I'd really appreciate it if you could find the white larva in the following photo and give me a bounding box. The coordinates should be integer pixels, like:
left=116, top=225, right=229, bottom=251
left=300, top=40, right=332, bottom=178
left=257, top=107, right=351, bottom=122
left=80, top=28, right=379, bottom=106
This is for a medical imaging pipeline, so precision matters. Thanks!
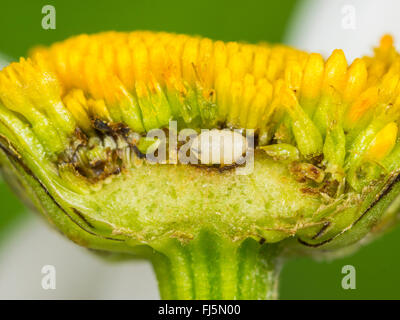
left=190, top=129, right=248, bottom=165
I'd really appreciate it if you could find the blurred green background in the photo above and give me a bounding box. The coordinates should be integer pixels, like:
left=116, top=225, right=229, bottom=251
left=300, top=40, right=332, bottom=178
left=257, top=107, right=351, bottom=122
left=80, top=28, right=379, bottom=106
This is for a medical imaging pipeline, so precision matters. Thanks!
left=0, top=0, right=399, bottom=299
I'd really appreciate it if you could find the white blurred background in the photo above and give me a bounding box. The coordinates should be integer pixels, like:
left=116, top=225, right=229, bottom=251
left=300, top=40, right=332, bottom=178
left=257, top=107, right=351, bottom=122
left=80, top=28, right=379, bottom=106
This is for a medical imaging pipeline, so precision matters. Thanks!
left=287, top=0, right=400, bottom=61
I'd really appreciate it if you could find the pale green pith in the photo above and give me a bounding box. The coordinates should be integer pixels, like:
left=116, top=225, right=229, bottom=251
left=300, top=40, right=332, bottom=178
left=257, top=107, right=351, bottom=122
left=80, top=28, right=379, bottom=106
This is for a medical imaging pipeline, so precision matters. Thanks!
left=78, top=153, right=321, bottom=241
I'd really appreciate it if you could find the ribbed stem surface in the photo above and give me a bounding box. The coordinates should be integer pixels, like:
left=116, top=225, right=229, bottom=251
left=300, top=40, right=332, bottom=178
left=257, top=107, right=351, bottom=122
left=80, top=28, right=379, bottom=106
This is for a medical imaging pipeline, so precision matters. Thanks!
left=150, top=231, right=281, bottom=300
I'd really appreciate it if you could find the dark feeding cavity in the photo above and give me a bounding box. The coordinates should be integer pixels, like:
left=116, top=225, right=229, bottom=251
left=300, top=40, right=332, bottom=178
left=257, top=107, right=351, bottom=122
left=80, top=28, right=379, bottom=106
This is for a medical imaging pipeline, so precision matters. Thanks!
left=58, top=119, right=145, bottom=181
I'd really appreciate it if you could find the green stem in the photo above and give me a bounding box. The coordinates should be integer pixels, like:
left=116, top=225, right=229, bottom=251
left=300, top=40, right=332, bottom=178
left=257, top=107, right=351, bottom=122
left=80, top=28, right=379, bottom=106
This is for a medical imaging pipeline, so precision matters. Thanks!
left=150, top=230, right=281, bottom=300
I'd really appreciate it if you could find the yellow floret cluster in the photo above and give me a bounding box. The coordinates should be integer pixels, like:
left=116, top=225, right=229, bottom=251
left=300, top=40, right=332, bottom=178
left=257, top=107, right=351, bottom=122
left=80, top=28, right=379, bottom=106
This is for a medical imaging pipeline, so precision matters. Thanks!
left=0, top=31, right=398, bottom=191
